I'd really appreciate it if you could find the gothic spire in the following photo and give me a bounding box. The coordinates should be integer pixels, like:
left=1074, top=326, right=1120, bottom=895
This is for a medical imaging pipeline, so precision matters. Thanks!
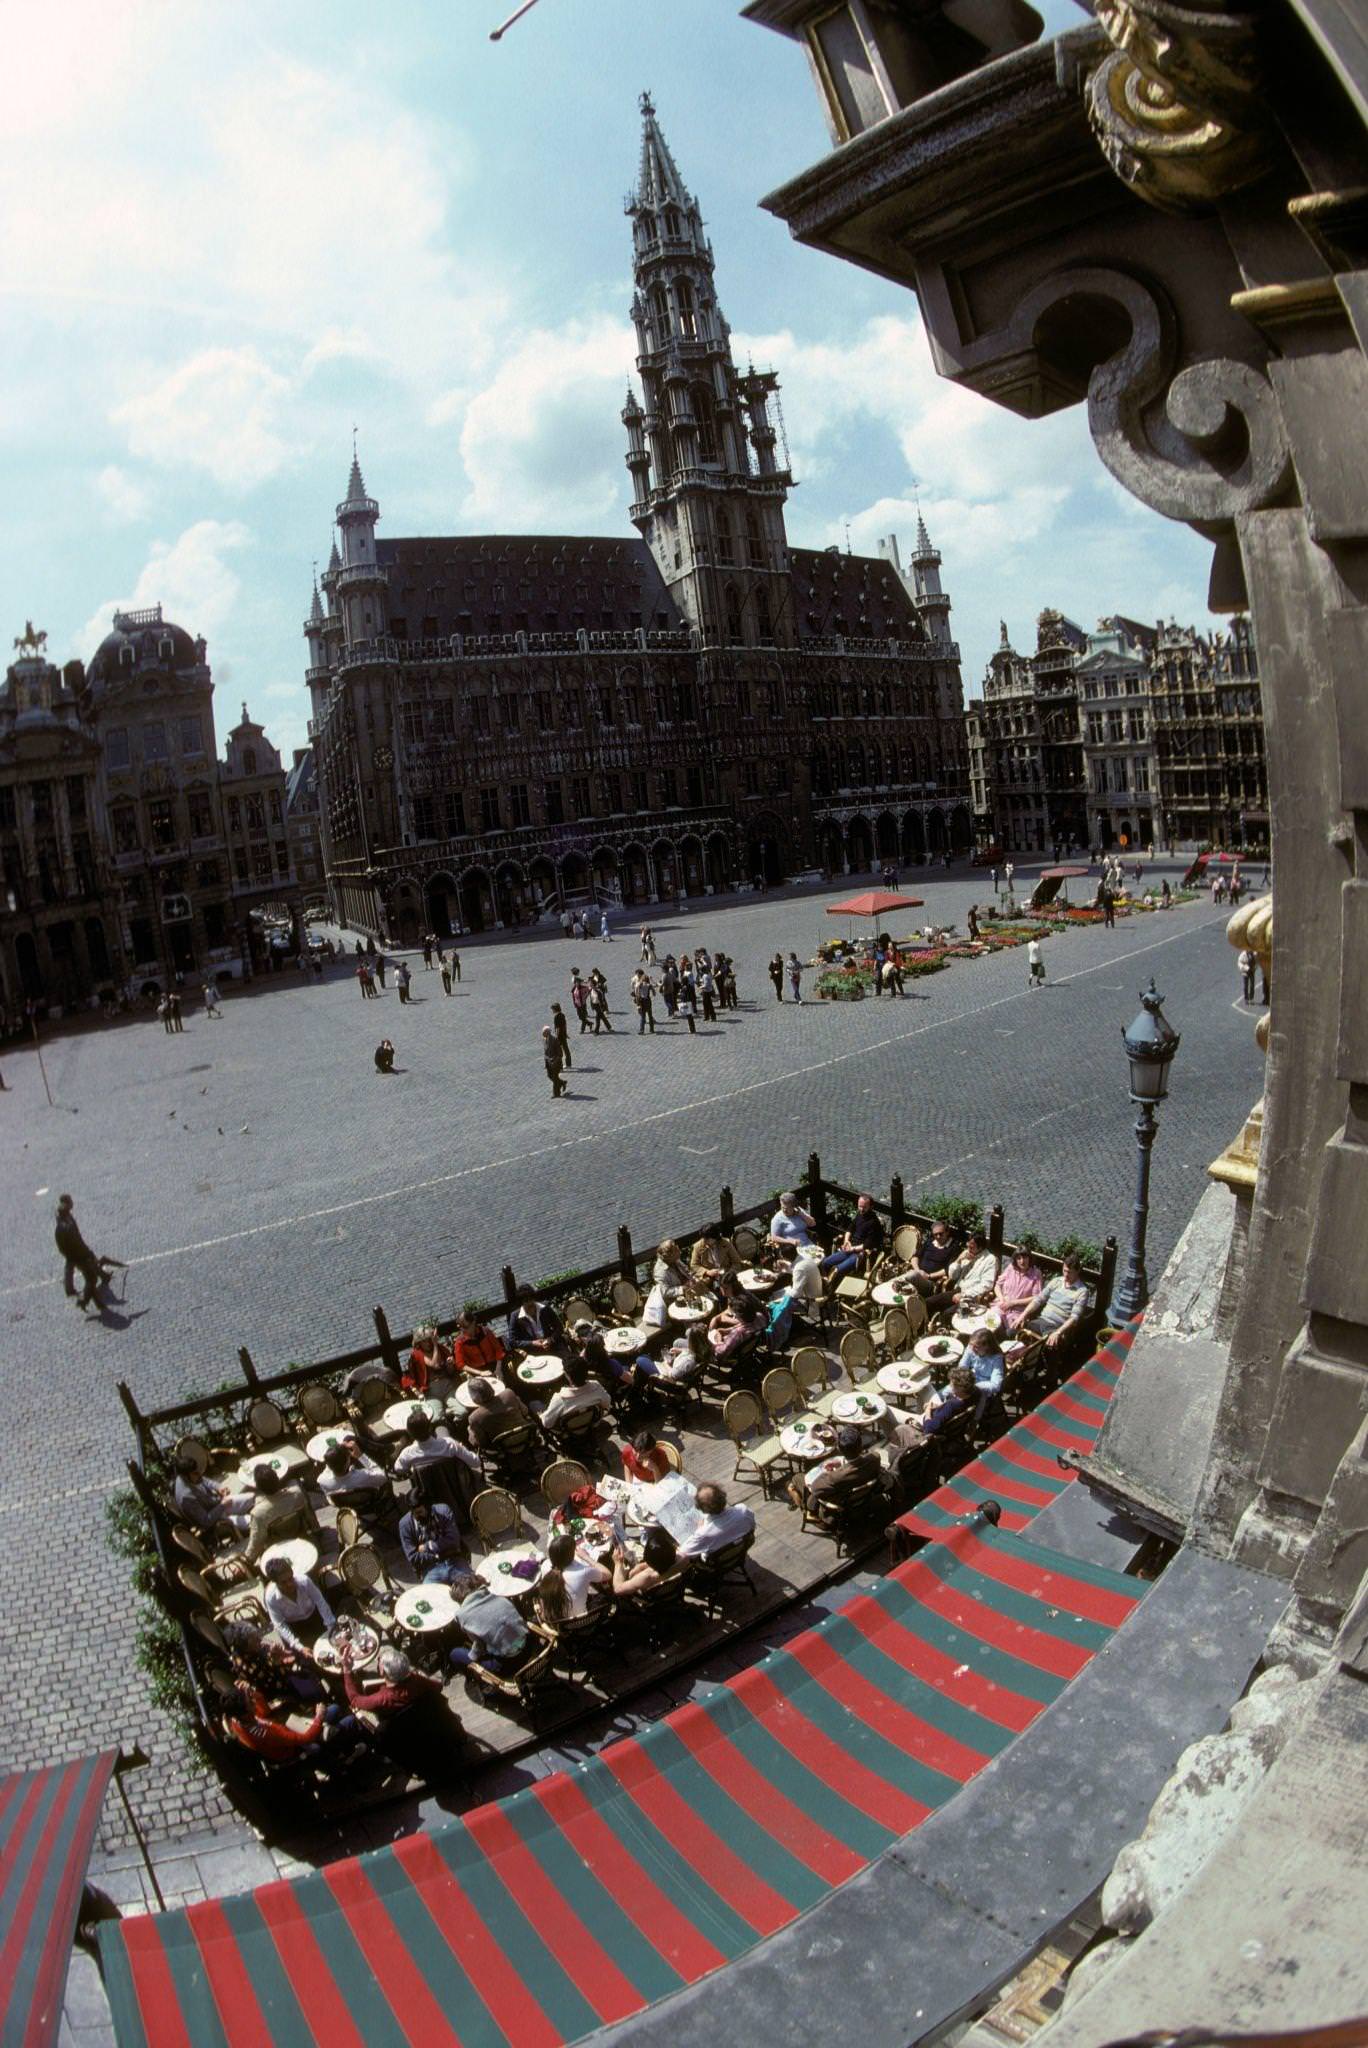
left=344, top=449, right=369, bottom=507
left=634, top=90, right=689, bottom=211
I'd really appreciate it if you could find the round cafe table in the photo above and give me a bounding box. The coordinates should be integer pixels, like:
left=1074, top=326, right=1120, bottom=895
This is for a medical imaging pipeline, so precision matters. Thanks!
left=668, top=1298, right=713, bottom=1324
left=830, top=1389, right=887, bottom=1427
left=473, top=1544, right=547, bottom=1596
left=313, top=1621, right=380, bottom=1674
left=914, top=1334, right=963, bottom=1370
left=602, top=1324, right=648, bottom=1357
left=449, top=1381, right=479, bottom=1414
left=876, top=1361, right=931, bottom=1400
left=260, top=1537, right=318, bottom=1578
left=394, top=1583, right=464, bottom=1634
left=736, top=1267, right=780, bottom=1295
left=305, top=1426, right=355, bottom=1465
left=872, top=1278, right=915, bottom=1308
left=952, top=1308, right=1002, bottom=1338
left=780, top=1416, right=835, bottom=1463
left=382, top=1396, right=446, bottom=1436
left=516, top=1355, right=565, bottom=1388
left=236, top=1447, right=308, bottom=1487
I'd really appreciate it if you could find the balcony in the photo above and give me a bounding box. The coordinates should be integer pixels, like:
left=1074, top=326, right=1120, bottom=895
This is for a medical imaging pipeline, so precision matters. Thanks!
left=190, top=834, right=223, bottom=854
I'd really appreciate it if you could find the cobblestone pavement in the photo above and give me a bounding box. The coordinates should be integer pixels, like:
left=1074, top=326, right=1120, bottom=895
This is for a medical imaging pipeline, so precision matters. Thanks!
left=1, top=858, right=1263, bottom=1846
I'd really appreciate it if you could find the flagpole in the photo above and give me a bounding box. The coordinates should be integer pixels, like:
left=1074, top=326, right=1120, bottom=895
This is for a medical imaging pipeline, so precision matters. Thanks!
left=490, top=0, right=543, bottom=39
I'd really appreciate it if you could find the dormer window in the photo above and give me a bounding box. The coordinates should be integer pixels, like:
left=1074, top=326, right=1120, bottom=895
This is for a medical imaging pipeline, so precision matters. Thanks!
left=159, top=636, right=174, bottom=661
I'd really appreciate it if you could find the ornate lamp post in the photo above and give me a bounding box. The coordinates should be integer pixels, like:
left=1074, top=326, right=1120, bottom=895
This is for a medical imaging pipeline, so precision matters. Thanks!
left=1108, top=979, right=1181, bottom=1325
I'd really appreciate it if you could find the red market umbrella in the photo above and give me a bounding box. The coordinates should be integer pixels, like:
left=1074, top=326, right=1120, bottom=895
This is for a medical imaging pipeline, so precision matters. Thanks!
left=1040, top=866, right=1089, bottom=880
left=826, top=892, right=924, bottom=918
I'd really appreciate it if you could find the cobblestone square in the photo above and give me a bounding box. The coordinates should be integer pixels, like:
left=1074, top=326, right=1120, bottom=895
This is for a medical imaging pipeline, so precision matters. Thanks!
left=1, top=862, right=1262, bottom=1844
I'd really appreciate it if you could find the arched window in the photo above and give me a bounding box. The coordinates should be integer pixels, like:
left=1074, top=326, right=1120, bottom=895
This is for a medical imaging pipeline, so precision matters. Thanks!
left=674, top=277, right=697, bottom=340
left=243, top=747, right=257, bottom=775
left=692, top=383, right=719, bottom=463
left=664, top=207, right=682, bottom=239
left=725, top=586, right=743, bottom=645
left=849, top=741, right=866, bottom=784
left=755, top=586, right=773, bottom=643
left=746, top=508, right=763, bottom=565
left=716, top=506, right=734, bottom=564
left=649, top=284, right=670, bottom=350
left=869, top=743, right=882, bottom=785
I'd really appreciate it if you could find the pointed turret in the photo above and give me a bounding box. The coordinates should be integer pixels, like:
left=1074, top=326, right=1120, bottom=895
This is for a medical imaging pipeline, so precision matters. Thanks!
left=344, top=451, right=369, bottom=506
left=909, top=508, right=952, bottom=645
left=333, top=443, right=385, bottom=646
left=634, top=91, right=689, bottom=211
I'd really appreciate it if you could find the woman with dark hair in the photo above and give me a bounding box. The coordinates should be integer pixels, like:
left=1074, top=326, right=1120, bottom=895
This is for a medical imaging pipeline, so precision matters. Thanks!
left=537, top=1531, right=610, bottom=1625
left=621, top=1429, right=672, bottom=1483
left=610, top=1525, right=678, bottom=1597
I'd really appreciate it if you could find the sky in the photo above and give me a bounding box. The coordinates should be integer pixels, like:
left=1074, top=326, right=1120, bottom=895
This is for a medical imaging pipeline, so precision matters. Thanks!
left=0, top=0, right=1220, bottom=759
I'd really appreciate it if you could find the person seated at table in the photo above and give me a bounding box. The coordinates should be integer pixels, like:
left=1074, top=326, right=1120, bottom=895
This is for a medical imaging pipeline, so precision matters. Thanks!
left=945, top=1231, right=1000, bottom=1312
left=398, top=1499, right=468, bottom=1580
left=610, top=1525, right=679, bottom=1597
left=786, top=1426, right=883, bottom=1509
left=316, top=1441, right=390, bottom=1517
left=341, top=1357, right=399, bottom=1399
left=621, top=1428, right=673, bottom=1483
left=466, top=1376, right=533, bottom=1452
left=651, top=1239, right=693, bottom=1300
left=452, top=1312, right=506, bottom=1379
left=244, top=1464, right=311, bottom=1561
left=570, top=1319, right=627, bottom=1391
left=1019, top=1254, right=1094, bottom=1357
left=689, top=1228, right=737, bottom=1283
left=820, top=1193, right=885, bottom=1279
left=538, top=1532, right=612, bottom=1622
left=707, top=1284, right=764, bottom=1363
left=785, top=1246, right=826, bottom=1326
left=221, top=1617, right=325, bottom=1704
left=262, top=1555, right=336, bottom=1657
left=402, top=1324, right=452, bottom=1397
left=906, top=1218, right=960, bottom=1298
left=768, top=1191, right=817, bottom=1262
left=342, top=1644, right=442, bottom=1721
left=540, top=1356, right=612, bottom=1432
left=959, top=1326, right=1006, bottom=1418
left=222, top=1685, right=358, bottom=1769
left=676, top=1482, right=756, bottom=1559
left=507, top=1285, right=563, bottom=1355
left=447, top=1571, right=531, bottom=1675
left=374, top=1039, right=395, bottom=1074
left=891, top=1364, right=979, bottom=1452
left=993, top=1247, right=1045, bottom=1332
left=172, top=1454, right=251, bottom=1537
left=392, top=1408, right=482, bottom=1488
left=633, top=1322, right=710, bottom=1392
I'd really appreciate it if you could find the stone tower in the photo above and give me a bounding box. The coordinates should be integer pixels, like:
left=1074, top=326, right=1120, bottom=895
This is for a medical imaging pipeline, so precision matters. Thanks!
left=623, top=93, right=794, bottom=649
left=334, top=450, right=386, bottom=650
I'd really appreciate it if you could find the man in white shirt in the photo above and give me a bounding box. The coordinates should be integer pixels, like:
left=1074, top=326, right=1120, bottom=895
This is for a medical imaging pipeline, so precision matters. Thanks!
left=947, top=1232, right=1000, bottom=1309
left=676, top=1483, right=756, bottom=1559
left=392, top=1410, right=481, bottom=1478
left=1027, top=937, right=1045, bottom=987
left=768, top=1191, right=817, bottom=1259
left=1022, top=1256, right=1094, bottom=1354
left=540, top=1359, right=612, bottom=1430
left=262, top=1557, right=335, bottom=1657
left=316, top=1439, right=388, bottom=1505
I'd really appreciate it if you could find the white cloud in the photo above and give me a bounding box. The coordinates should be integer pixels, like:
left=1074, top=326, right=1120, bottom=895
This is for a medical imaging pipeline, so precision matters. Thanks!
left=94, top=465, right=150, bottom=523
left=75, top=520, right=252, bottom=658
left=113, top=348, right=291, bottom=490
left=456, top=316, right=636, bottom=527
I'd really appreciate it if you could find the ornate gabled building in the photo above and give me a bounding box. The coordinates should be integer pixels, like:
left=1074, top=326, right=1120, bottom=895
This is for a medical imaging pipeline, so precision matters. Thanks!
left=1148, top=616, right=1266, bottom=850
left=305, top=97, right=970, bottom=942
left=219, top=705, right=302, bottom=971
left=0, top=629, right=123, bottom=1017
left=965, top=610, right=1088, bottom=855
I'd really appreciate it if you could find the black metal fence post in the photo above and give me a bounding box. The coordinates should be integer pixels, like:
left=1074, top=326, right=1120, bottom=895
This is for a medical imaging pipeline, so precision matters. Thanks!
left=373, top=1305, right=403, bottom=1379
left=501, top=1264, right=519, bottom=1312
left=238, top=1345, right=260, bottom=1389
left=890, top=1174, right=905, bottom=1229
left=989, top=1204, right=1005, bottom=1257
left=807, top=1152, right=827, bottom=1232
left=719, top=1184, right=734, bottom=1232
left=617, top=1224, right=635, bottom=1280
left=1098, top=1233, right=1119, bottom=1313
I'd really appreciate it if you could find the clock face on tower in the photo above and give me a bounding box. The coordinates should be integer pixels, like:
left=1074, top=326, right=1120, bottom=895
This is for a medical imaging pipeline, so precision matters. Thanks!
left=374, top=745, right=394, bottom=771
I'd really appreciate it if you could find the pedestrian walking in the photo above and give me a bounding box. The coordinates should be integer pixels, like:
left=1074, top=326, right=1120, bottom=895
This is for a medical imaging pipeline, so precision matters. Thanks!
left=1161, top=879, right=1172, bottom=909
left=312, top=953, right=323, bottom=983
left=967, top=904, right=980, bottom=942
left=698, top=966, right=717, bottom=1024
left=168, top=991, right=184, bottom=1032
left=551, top=1001, right=572, bottom=1069
left=570, top=974, right=591, bottom=1032
left=357, top=959, right=375, bottom=998
left=422, top=935, right=433, bottom=969
left=374, top=1038, right=395, bottom=1074
left=561, top=909, right=572, bottom=939
left=1004, top=861, right=1014, bottom=897
left=640, top=927, right=656, bottom=966
left=203, top=979, right=222, bottom=1017
left=990, top=866, right=998, bottom=896
left=660, top=959, right=679, bottom=1017
left=451, top=950, right=461, bottom=983
left=768, top=952, right=784, bottom=1002
left=787, top=951, right=804, bottom=1004
left=1100, top=886, right=1116, bottom=929
left=600, top=909, right=611, bottom=942
left=1238, top=946, right=1257, bottom=1003
left=54, top=1194, right=103, bottom=1308
left=591, top=981, right=613, bottom=1033
left=396, top=961, right=412, bottom=1004
left=678, top=971, right=698, bottom=1033
left=542, top=1024, right=567, bottom=1097
left=632, top=969, right=656, bottom=1034
left=375, top=953, right=387, bottom=988
left=1027, top=937, right=1045, bottom=988
left=440, top=959, right=453, bottom=995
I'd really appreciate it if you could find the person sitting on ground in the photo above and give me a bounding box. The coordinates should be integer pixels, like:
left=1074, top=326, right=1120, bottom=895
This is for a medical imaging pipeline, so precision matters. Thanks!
left=316, top=1438, right=389, bottom=1509
left=540, top=1355, right=612, bottom=1432
left=172, top=1453, right=251, bottom=1536
left=448, top=1571, right=532, bottom=1676
left=651, top=1239, right=693, bottom=1300
left=539, top=1531, right=611, bottom=1622
left=262, top=1555, right=335, bottom=1657
left=993, top=1247, right=1046, bottom=1332
left=907, top=1217, right=960, bottom=1297
left=959, top=1326, right=1006, bottom=1417
left=610, top=1524, right=679, bottom=1597
left=945, top=1231, right=1000, bottom=1312
left=819, top=1192, right=885, bottom=1279
left=453, top=1312, right=506, bottom=1379
left=767, top=1190, right=817, bottom=1261
left=676, top=1481, right=756, bottom=1559
left=465, top=1376, right=532, bottom=1451
left=392, top=1407, right=482, bottom=1482
left=507, top=1285, right=563, bottom=1355
left=398, top=1499, right=467, bottom=1579
left=244, top=1463, right=311, bottom=1561
left=1020, top=1254, right=1094, bottom=1356
left=689, top=1228, right=738, bottom=1282
left=787, top=1425, right=883, bottom=1510
left=634, top=1322, right=711, bottom=1391
left=402, top=1324, right=451, bottom=1396
left=620, top=1428, right=673, bottom=1483
left=374, top=1039, right=395, bottom=1074
left=220, top=1617, right=324, bottom=1703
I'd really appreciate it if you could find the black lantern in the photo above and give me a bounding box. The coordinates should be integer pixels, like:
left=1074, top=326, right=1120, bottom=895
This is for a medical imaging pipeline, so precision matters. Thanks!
left=1109, top=981, right=1181, bottom=1324
left=1121, top=980, right=1180, bottom=1103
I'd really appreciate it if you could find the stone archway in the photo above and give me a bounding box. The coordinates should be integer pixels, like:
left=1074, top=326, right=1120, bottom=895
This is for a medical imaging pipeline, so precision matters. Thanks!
left=902, top=809, right=926, bottom=863
left=622, top=841, right=650, bottom=906
left=949, top=805, right=972, bottom=852
left=706, top=830, right=730, bottom=893
left=591, top=846, right=621, bottom=905
left=494, top=861, right=527, bottom=927
left=875, top=810, right=899, bottom=860
left=651, top=838, right=677, bottom=901
left=529, top=856, right=556, bottom=913
left=560, top=852, right=590, bottom=904
left=927, top=809, right=947, bottom=855
left=426, top=871, right=459, bottom=939
left=458, top=868, right=493, bottom=933
left=388, top=880, right=422, bottom=946
left=846, top=815, right=874, bottom=872
left=679, top=833, right=704, bottom=897
left=818, top=818, right=845, bottom=876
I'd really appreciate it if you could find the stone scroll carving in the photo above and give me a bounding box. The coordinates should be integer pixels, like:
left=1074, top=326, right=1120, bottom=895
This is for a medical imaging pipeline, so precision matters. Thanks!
left=1006, top=267, right=1291, bottom=526
left=1085, top=0, right=1270, bottom=211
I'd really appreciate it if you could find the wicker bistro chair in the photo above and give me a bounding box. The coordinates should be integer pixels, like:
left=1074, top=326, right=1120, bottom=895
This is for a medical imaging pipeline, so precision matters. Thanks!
left=610, top=1277, right=642, bottom=1319
left=333, top=1505, right=363, bottom=1554
left=1001, top=1332, right=1050, bottom=1415
left=890, top=1224, right=922, bottom=1267
left=465, top=1620, right=562, bottom=1714
left=731, top=1224, right=762, bottom=1263
left=760, top=1366, right=802, bottom=1433
left=481, top=1421, right=545, bottom=1485
left=189, top=1610, right=228, bottom=1656
left=832, top=1273, right=875, bottom=1327
left=838, top=1326, right=879, bottom=1389
left=560, top=1295, right=597, bottom=1330
left=687, top=1531, right=758, bottom=1616
left=540, top=1460, right=592, bottom=1511
left=172, top=1433, right=235, bottom=1478
left=723, top=1389, right=789, bottom=1497
left=336, top=1540, right=396, bottom=1619
left=868, top=1303, right=914, bottom=1362
left=547, top=1598, right=618, bottom=1680
left=247, top=1398, right=295, bottom=1448
left=620, top=1566, right=692, bottom=1653
left=546, top=1403, right=611, bottom=1459
left=296, top=1383, right=342, bottom=1429
left=169, top=1525, right=254, bottom=1593
left=800, top=1472, right=888, bottom=1555
left=469, top=1487, right=526, bottom=1553
left=789, top=1346, right=838, bottom=1416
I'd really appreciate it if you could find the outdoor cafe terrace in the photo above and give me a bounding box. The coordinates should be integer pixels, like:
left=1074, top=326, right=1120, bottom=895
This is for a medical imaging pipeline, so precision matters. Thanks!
left=115, top=1162, right=1123, bottom=1839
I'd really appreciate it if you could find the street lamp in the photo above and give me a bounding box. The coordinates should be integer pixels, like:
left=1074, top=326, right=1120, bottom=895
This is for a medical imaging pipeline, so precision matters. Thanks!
left=1108, top=979, right=1180, bottom=1324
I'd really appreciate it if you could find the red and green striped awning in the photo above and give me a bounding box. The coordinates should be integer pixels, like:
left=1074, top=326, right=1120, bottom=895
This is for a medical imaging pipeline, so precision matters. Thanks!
left=896, top=1319, right=1139, bottom=1543
left=98, top=1525, right=1143, bottom=2047
left=1, top=1748, right=118, bottom=2048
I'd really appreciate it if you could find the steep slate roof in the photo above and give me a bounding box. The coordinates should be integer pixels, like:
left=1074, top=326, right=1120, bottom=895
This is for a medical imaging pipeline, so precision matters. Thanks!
left=373, top=536, right=687, bottom=639
left=788, top=548, right=928, bottom=643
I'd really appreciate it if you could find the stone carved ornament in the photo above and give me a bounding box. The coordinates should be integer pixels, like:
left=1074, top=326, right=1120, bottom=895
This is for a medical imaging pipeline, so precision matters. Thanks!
left=1085, top=0, right=1270, bottom=211
left=1006, top=266, right=1291, bottom=526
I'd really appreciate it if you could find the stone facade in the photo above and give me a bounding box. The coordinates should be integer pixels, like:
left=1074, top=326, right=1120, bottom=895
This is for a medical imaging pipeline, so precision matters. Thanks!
left=305, top=101, right=970, bottom=944
left=218, top=706, right=302, bottom=973
left=1149, top=616, right=1265, bottom=850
